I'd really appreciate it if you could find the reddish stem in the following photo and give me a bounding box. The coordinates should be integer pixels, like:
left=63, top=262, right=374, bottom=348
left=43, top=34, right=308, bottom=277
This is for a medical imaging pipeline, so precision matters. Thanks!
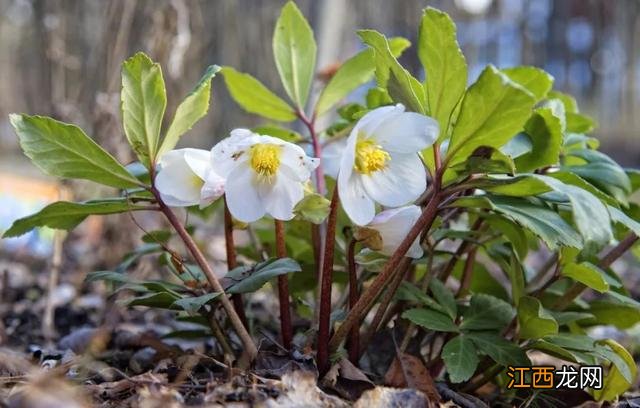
left=274, top=219, right=292, bottom=349
left=224, top=200, right=248, bottom=329
left=297, top=110, right=325, bottom=195
left=152, top=188, right=257, bottom=360
left=346, top=238, right=359, bottom=364
left=328, top=187, right=443, bottom=353
left=317, top=187, right=340, bottom=375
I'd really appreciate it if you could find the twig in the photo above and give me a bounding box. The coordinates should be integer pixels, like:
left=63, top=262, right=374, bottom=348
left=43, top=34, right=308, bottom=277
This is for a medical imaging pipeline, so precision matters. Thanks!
left=437, top=218, right=484, bottom=281
left=456, top=247, right=477, bottom=298
left=274, top=219, right=292, bottom=349
left=206, top=310, right=234, bottom=364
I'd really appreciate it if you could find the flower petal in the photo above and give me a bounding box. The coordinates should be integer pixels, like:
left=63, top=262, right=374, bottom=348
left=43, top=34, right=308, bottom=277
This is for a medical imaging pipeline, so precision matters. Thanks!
left=225, top=166, right=265, bottom=222
left=358, top=104, right=404, bottom=138
left=200, top=167, right=225, bottom=208
left=370, top=205, right=423, bottom=258
left=371, top=112, right=439, bottom=154
left=339, top=173, right=376, bottom=226
left=182, top=148, right=211, bottom=179
left=361, top=153, right=426, bottom=207
left=260, top=173, right=304, bottom=220
left=278, top=141, right=319, bottom=182
left=322, top=137, right=347, bottom=179
left=210, top=130, right=257, bottom=177
left=155, top=157, right=203, bottom=207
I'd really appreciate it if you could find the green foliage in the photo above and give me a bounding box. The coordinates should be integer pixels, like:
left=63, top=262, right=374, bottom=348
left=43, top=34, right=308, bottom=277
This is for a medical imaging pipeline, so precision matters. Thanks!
left=518, top=296, right=558, bottom=339
left=442, top=334, right=478, bottom=383
left=121, top=52, right=167, bottom=167
left=159, top=65, right=219, bottom=156
left=9, top=114, right=141, bottom=189
left=3, top=199, right=146, bottom=238
left=445, top=65, right=536, bottom=167
left=221, top=67, right=296, bottom=121
left=225, top=258, right=302, bottom=294
left=419, top=7, right=467, bottom=138
left=273, top=1, right=316, bottom=108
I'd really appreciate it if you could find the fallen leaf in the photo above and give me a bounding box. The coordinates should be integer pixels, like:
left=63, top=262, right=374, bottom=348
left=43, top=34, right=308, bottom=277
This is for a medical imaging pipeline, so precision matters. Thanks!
left=384, top=352, right=440, bottom=402
left=322, top=357, right=375, bottom=400
left=267, top=370, right=349, bottom=408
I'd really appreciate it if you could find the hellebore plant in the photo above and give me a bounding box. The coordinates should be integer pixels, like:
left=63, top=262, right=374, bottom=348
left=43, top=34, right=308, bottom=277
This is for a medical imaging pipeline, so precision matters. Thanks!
left=4, top=2, right=640, bottom=404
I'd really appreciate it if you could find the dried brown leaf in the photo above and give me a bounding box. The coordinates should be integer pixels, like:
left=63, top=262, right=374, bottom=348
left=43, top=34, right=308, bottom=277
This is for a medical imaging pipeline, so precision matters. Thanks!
left=384, top=352, right=440, bottom=402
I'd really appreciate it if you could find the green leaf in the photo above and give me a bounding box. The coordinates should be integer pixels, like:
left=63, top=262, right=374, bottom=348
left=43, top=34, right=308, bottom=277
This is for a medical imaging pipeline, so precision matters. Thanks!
left=315, top=50, right=373, bottom=116
left=401, top=308, right=459, bottom=333
left=141, top=229, right=172, bottom=244
left=358, top=30, right=426, bottom=113
left=446, top=65, right=536, bottom=166
left=273, top=1, right=316, bottom=108
left=123, top=292, right=179, bottom=309
left=478, top=175, right=551, bottom=197
left=419, top=7, right=467, bottom=138
left=225, top=258, right=302, bottom=294
left=460, top=293, right=514, bottom=331
left=121, top=52, right=167, bottom=167
left=593, top=340, right=637, bottom=401
left=548, top=90, right=578, bottom=113
left=9, top=114, right=141, bottom=189
left=608, top=205, right=640, bottom=237
left=454, top=195, right=582, bottom=249
left=158, top=65, right=220, bottom=156
left=517, top=296, right=558, bottom=339
left=501, top=66, right=553, bottom=101
left=395, top=282, right=446, bottom=313
left=535, top=175, right=613, bottom=252
left=467, top=332, right=530, bottom=367
left=85, top=270, right=134, bottom=285
left=172, top=292, right=221, bottom=315
left=483, top=214, right=528, bottom=260
left=293, top=193, right=331, bottom=224
left=450, top=259, right=510, bottom=301
left=544, top=334, right=596, bottom=351
left=588, top=300, right=640, bottom=329
left=550, top=171, right=619, bottom=208
left=514, top=106, right=563, bottom=172
left=430, top=279, right=457, bottom=319
left=220, top=67, right=296, bottom=121
left=3, top=199, right=146, bottom=238
left=562, top=262, right=610, bottom=293
left=442, top=335, right=479, bottom=383
left=566, top=112, right=596, bottom=133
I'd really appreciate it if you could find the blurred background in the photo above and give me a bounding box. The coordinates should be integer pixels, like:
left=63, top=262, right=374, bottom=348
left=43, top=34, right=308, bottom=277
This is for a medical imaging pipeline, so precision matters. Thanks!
left=0, top=0, right=639, bottom=254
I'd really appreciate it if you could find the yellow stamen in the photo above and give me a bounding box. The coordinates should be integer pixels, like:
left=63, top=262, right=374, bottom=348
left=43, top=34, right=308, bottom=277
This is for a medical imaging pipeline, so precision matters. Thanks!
left=250, top=144, right=282, bottom=177
left=354, top=138, right=391, bottom=175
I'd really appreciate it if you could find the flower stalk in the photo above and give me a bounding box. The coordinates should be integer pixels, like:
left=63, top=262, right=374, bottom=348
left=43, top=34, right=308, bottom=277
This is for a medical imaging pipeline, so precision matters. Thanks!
left=274, top=219, right=293, bottom=349
left=224, top=199, right=248, bottom=329
left=317, top=187, right=340, bottom=375
left=152, top=187, right=258, bottom=361
left=346, top=237, right=359, bottom=364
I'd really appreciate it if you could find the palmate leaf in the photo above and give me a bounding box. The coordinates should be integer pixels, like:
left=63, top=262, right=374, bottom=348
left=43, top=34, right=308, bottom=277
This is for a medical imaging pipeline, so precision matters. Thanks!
left=518, top=296, right=558, bottom=339
left=221, top=67, right=296, bottom=122
left=273, top=1, right=316, bottom=108
left=121, top=52, right=167, bottom=167
left=9, top=114, right=141, bottom=189
left=3, top=199, right=147, bottom=238
left=419, top=7, right=467, bottom=139
left=445, top=65, right=536, bottom=167
left=158, top=65, right=220, bottom=156
left=442, top=334, right=478, bottom=383
left=460, top=293, right=514, bottom=331
left=454, top=195, right=582, bottom=249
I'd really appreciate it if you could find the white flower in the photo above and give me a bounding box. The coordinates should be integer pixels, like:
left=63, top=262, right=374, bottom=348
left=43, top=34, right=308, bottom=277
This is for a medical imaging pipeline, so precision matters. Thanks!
left=360, top=205, right=423, bottom=258
left=211, top=129, right=319, bottom=223
left=337, top=104, right=439, bottom=225
left=155, top=148, right=225, bottom=208
left=321, top=136, right=348, bottom=179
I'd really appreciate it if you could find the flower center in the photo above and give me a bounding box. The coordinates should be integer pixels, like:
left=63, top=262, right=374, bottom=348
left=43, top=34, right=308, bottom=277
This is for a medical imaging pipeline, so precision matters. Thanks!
left=250, top=144, right=282, bottom=177
left=354, top=138, right=390, bottom=175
